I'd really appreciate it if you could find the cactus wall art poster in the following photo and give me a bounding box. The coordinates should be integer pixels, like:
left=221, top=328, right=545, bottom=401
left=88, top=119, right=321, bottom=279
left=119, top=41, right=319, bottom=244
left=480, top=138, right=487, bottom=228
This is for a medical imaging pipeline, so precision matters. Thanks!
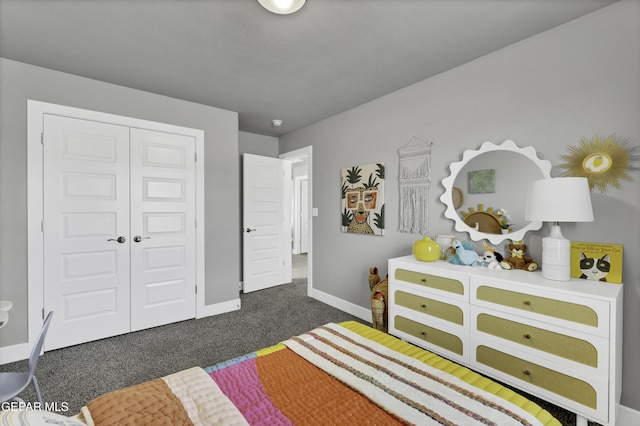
left=341, top=163, right=385, bottom=235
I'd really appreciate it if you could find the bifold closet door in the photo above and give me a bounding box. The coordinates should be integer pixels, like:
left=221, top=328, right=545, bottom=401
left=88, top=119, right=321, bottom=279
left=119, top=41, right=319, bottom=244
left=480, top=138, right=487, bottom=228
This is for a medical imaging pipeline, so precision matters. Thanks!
left=43, top=115, right=131, bottom=350
left=129, top=128, right=196, bottom=331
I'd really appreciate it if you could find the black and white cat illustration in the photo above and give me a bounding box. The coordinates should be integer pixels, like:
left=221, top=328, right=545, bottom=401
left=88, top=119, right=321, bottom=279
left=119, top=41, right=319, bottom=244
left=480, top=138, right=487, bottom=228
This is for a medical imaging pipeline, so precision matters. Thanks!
left=579, top=252, right=610, bottom=282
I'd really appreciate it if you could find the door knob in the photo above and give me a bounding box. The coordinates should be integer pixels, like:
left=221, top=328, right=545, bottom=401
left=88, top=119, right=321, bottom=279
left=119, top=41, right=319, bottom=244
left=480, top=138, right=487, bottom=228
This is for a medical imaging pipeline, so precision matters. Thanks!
left=108, top=236, right=126, bottom=243
left=245, top=228, right=257, bottom=233
left=133, top=235, right=151, bottom=243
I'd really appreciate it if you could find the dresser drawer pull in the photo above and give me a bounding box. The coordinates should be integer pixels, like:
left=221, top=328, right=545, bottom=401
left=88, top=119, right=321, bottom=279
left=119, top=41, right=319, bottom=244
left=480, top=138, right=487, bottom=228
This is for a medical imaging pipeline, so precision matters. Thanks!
left=523, top=300, right=531, bottom=306
left=421, top=278, right=428, bottom=283
left=524, top=334, right=531, bottom=339
left=421, top=304, right=428, bottom=309
left=421, top=331, right=428, bottom=337
left=523, top=370, right=531, bottom=376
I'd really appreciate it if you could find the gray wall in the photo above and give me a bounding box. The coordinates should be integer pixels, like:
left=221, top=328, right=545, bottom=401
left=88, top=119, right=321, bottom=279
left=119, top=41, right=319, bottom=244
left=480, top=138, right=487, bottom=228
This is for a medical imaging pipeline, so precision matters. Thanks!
left=239, top=131, right=279, bottom=158
left=0, top=58, right=240, bottom=347
left=280, top=1, right=640, bottom=411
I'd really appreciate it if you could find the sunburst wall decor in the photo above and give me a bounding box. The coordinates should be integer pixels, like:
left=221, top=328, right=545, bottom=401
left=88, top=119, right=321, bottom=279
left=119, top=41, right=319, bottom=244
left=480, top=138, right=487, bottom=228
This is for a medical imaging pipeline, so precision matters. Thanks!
left=559, top=134, right=640, bottom=193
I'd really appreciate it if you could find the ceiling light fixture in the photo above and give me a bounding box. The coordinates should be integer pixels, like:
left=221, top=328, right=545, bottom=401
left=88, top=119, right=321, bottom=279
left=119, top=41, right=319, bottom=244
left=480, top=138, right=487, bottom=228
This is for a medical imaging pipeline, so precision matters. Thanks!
left=257, top=0, right=306, bottom=15
left=272, top=119, right=283, bottom=127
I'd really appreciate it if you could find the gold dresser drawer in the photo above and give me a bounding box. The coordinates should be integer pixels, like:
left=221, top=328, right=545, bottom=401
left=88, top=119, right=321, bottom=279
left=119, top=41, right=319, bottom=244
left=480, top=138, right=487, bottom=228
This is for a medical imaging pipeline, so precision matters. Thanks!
left=394, top=315, right=463, bottom=356
left=476, top=345, right=598, bottom=409
left=395, top=269, right=464, bottom=296
left=476, top=313, right=598, bottom=367
left=394, top=290, right=464, bottom=325
left=476, top=285, right=598, bottom=328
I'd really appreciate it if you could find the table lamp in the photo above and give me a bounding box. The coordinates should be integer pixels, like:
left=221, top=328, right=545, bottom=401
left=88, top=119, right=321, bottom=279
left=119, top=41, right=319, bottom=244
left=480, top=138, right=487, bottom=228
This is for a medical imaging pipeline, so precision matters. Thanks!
left=525, top=177, right=594, bottom=281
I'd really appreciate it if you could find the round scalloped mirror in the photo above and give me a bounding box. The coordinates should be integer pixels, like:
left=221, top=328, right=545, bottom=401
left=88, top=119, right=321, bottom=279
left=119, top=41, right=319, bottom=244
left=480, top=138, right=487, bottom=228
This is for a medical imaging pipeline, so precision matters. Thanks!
left=440, top=140, right=552, bottom=244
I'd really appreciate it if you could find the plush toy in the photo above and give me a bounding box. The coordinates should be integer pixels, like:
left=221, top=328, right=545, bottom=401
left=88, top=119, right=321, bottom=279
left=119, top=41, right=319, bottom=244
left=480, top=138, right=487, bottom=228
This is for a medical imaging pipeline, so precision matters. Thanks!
left=368, top=267, right=388, bottom=332
left=480, top=242, right=503, bottom=270
left=449, top=239, right=479, bottom=266
left=500, top=242, right=538, bottom=272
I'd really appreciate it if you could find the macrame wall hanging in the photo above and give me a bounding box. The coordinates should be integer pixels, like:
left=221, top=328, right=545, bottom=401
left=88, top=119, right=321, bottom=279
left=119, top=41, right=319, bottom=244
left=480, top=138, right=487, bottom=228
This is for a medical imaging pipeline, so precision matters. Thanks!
left=398, top=137, right=432, bottom=234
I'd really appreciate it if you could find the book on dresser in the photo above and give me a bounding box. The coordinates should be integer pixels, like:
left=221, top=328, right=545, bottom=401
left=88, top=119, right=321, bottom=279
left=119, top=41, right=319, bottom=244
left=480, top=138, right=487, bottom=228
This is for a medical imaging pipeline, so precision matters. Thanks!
left=570, top=241, right=623, bottom=284
left=388, top=255, right=623, bottom=426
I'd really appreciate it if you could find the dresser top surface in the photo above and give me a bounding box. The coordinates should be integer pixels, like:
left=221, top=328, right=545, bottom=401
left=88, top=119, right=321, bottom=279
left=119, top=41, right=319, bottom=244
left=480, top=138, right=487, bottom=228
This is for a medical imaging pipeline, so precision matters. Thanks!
left=389, top=255, right=623, bottom=299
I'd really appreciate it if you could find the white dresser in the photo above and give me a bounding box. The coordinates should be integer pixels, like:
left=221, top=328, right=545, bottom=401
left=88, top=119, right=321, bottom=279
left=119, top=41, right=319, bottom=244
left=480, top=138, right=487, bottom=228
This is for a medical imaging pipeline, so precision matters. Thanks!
left=388, top=255, right=623, bottom=426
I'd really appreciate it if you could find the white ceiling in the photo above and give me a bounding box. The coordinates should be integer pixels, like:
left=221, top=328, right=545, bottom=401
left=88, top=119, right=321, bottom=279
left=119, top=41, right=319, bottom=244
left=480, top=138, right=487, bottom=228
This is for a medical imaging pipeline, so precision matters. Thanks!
left=0, top=0, right=618, bottom=137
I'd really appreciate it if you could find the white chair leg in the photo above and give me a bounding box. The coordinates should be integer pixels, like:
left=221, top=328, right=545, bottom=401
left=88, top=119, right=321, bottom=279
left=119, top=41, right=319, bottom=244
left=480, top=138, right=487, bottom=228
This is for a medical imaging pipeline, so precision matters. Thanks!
left=32, top=376, right=42, bottom=404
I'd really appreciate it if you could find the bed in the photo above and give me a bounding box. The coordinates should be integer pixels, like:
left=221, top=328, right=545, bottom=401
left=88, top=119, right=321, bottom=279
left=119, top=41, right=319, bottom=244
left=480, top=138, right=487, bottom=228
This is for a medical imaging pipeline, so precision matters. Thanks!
left=78, top=321, right=560, bottom=425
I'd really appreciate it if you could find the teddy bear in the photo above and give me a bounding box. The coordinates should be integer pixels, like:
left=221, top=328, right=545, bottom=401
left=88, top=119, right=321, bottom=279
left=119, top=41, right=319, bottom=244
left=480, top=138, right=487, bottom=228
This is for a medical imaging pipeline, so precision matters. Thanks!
left=500, top=242, right=538, bottom=272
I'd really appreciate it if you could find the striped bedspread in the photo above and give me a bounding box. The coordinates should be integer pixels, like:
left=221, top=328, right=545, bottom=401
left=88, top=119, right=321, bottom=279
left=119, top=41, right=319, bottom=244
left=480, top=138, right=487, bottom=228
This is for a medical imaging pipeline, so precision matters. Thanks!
left=207, top=323, right=547, bottom=426
left=82, top=322, right=557, bottom=425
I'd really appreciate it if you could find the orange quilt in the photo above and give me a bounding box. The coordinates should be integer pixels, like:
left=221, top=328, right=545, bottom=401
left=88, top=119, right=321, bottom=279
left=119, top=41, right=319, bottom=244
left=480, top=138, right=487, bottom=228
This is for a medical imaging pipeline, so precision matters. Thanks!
left=84, top=378, right=192, bottom=425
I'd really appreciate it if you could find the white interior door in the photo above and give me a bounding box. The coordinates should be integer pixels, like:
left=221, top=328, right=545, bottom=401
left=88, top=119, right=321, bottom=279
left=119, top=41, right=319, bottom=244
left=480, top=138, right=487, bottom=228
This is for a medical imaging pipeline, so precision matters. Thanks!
left=243, top=153, right=291, bottom=293
left=129, top=129, right=196, bottom=331
left=43, top=115, right=131, bottom=350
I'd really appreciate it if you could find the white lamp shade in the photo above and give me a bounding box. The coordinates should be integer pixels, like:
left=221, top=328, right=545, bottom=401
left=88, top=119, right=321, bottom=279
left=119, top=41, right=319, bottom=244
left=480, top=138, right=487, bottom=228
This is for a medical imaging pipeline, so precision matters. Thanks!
left=525, top=177, right=594, bottom=222
left=258, top=0, right=306, bottom=14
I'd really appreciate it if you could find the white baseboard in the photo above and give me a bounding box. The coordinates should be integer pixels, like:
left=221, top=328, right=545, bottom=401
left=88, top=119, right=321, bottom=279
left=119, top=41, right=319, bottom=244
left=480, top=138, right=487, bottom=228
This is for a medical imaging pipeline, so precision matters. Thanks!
left=310, top=288, right=371, bottom=324
left=197, top=298, right=241, bottom=318
left=617, top=404, right=640, bottom=425
left=0, top=342, right=28, bottom=365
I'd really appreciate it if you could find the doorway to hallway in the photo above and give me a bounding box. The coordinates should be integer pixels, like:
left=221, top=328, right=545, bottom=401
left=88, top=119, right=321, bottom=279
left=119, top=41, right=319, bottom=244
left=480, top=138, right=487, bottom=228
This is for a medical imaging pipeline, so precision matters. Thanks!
left=280, top=146, right=312, bottom=296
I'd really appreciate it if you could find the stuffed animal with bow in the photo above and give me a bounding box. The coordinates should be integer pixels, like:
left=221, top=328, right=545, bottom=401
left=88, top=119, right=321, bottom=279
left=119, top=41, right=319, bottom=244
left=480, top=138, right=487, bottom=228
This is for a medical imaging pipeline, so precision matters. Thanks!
left=480, top=242, right=503, bottom=269
left=500, top=242, right=538, bottom=272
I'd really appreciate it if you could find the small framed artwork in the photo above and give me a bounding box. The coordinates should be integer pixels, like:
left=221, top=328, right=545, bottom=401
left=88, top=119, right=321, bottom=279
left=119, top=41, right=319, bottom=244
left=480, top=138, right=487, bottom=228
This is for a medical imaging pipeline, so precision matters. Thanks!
left=468, top=169, right=495, bottom=194
left=570, top=242, right=623, bottom=284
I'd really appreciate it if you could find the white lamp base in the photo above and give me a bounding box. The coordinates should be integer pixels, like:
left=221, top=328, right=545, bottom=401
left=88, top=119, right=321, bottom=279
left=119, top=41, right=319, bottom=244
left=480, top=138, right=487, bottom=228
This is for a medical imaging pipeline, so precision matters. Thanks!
left=541, top=224, right=571, bottom=281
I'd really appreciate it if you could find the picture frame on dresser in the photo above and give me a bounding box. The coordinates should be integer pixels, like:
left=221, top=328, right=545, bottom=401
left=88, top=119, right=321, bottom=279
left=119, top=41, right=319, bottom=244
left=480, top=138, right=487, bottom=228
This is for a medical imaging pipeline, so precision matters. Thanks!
left=388, top=255, right=623, bottom=426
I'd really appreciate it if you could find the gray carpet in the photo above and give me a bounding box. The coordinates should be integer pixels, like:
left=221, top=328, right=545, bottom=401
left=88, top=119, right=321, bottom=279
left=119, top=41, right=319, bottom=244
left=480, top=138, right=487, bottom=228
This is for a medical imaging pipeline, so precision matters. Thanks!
left=1, top=254, right=593, bottom=424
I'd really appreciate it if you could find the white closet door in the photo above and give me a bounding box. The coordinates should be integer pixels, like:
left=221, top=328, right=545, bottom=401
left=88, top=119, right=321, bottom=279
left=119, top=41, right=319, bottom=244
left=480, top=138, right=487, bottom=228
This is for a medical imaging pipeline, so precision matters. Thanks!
left=43, top=115, right=131, bottom=350
left=129, top=129, right=196, bottom=331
